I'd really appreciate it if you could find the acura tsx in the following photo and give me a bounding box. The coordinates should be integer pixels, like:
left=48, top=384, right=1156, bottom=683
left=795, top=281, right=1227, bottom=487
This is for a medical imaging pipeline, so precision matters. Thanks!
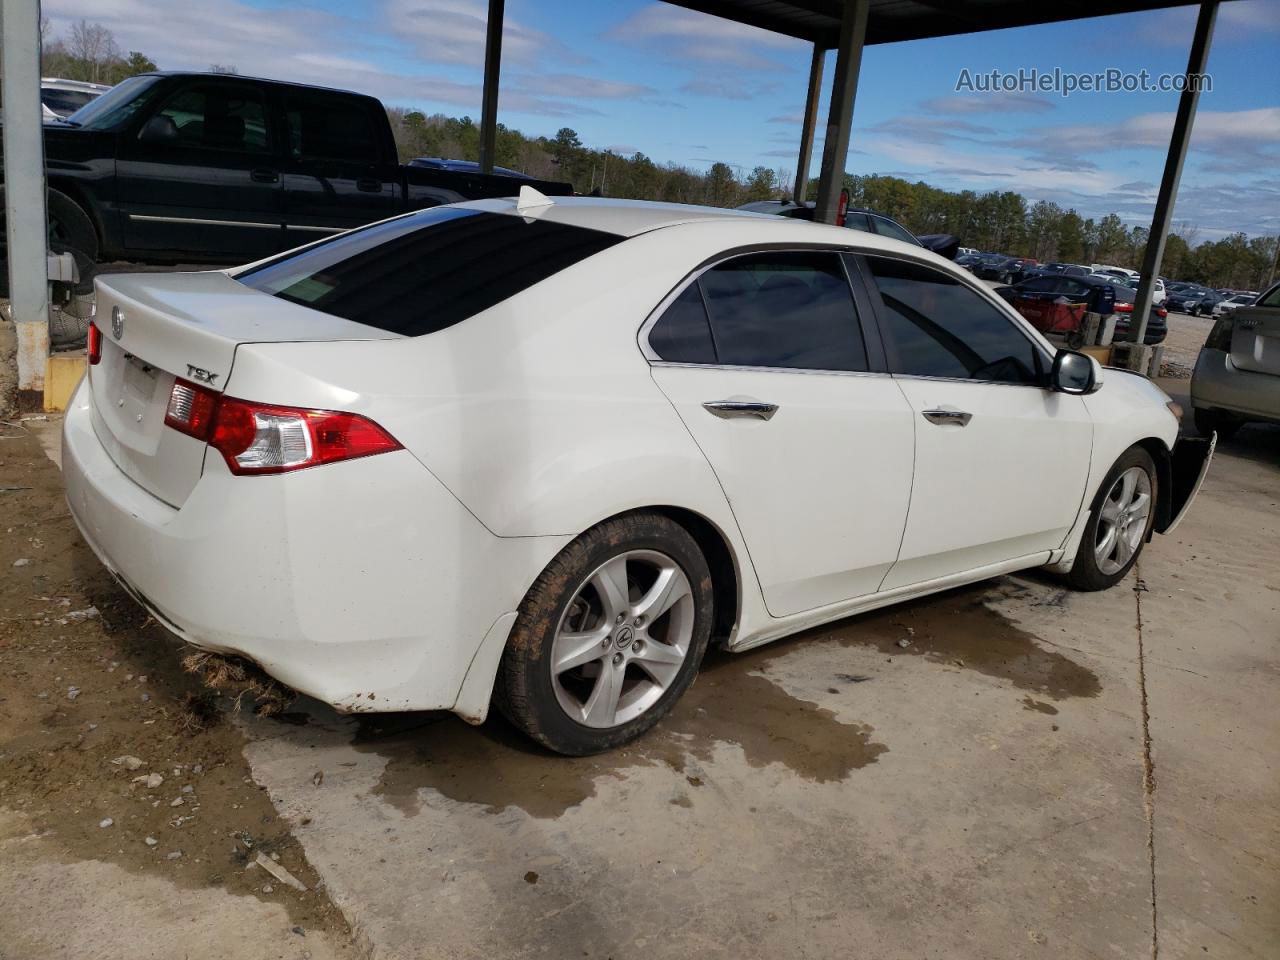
left=63, top=192, right=1213, bottom=755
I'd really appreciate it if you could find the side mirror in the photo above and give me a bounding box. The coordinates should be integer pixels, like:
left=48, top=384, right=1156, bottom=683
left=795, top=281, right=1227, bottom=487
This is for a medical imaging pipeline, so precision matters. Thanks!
left=138, top=114, right=179, bottom=144
left=1050, top=349, right=1101, bottom=395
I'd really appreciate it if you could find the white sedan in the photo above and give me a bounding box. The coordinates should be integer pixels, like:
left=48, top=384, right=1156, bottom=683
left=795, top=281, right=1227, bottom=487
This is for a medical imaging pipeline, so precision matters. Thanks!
left=62, top=194, right=1213, bottom=755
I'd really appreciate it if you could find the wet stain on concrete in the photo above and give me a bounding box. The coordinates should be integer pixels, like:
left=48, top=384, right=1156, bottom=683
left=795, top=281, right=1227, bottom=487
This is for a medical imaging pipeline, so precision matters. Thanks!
left=354, top=581, right=1097, bottom=820
left=809, top=584, right=1102, bottom=702
left=1020, top=696, right=1060, bottom=715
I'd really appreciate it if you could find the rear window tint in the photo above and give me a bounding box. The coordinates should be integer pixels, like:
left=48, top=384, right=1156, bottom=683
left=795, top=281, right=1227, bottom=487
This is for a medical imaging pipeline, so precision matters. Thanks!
left=236, top=209, right=622, bottom=335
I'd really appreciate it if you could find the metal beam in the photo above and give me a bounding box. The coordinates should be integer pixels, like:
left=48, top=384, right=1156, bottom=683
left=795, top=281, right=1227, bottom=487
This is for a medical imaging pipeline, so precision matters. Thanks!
left=792, top=45, right=826, bottom=205
left=2, top=0, right=51, bottom=410
left=477, top=0, right=505, bottom=175
left=1132, top=1, right=1217, bottom=345
left=814, top=0, right=869, bottom=224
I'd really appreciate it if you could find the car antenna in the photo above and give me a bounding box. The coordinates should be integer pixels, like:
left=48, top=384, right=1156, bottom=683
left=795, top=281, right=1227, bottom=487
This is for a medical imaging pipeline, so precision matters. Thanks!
left=516, top=185, right=554, bottom=213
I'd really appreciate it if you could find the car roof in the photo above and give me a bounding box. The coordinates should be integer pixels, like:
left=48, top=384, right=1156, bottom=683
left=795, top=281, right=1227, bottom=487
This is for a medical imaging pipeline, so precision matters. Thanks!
left=455, top=195, right=914, bottom=245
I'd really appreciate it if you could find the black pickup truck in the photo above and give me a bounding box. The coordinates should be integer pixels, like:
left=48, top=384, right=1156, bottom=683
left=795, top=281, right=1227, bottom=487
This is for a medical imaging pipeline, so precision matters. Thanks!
left=10, top=71, right=572, bottom=266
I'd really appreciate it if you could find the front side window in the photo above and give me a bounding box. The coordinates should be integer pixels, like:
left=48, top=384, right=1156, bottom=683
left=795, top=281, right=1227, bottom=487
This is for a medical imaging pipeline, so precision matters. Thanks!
left=865, top=255, right=1044, bottom=385
left=286, top=94, right=376, bottom=162
left=238, top=208, right=622, bottom=335
left=648, top=251, right=867, bottom=372
left=152, top=85, right=269, bottom=152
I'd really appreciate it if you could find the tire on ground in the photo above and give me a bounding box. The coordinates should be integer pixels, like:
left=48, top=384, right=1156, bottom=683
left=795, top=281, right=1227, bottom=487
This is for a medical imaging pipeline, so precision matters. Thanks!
left=1064, top=445, right=1158, bottom=592
left=495, top=511, right=714, bottom=755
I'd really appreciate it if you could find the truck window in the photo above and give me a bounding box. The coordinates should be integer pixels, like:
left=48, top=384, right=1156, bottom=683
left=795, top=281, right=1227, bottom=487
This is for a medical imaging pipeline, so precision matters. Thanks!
left=285, top=93, right=377, bottom=163
left=152, top=84, right=270, bottom=153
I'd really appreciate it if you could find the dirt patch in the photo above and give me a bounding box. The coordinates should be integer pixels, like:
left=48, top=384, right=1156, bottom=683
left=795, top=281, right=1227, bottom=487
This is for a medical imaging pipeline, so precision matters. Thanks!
left=0, top=422, right=353, bottom=946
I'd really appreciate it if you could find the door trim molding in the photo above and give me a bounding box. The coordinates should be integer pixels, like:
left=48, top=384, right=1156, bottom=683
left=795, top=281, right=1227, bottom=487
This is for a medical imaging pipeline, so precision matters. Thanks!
left=127, top=213, right=279, bottom=230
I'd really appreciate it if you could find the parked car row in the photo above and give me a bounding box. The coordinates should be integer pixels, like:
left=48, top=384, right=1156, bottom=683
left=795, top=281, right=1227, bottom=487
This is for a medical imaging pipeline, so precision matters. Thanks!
left=734, top=200, right=960, bottom=258
left=994, top=273, right=1169, bottom=344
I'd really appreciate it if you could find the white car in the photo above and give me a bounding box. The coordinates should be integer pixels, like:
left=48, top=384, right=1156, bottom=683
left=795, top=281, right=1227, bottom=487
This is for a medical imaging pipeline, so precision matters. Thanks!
left=1089, top=269, right=1165, bottom=305
left=41, top=77, right=111, bottom=120
left=62, top=195, right=1213, bottom=755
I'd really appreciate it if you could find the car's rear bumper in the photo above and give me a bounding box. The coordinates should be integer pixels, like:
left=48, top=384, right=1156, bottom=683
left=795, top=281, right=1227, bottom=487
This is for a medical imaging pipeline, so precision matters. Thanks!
left=1191, top=348, right=1280, bottom=423
left=61, top=377, right=561, bottom=716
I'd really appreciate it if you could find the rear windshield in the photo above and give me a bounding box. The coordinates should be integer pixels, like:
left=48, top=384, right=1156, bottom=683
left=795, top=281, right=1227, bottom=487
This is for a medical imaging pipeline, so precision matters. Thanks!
left=236, top=208, right=622, bottom=335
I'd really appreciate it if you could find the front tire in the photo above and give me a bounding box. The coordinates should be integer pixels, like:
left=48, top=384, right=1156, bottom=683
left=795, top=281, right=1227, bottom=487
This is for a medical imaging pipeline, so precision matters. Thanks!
left=1065, top=447, right=1158, bottom=592
left=496, top=512, right=714, bottom=755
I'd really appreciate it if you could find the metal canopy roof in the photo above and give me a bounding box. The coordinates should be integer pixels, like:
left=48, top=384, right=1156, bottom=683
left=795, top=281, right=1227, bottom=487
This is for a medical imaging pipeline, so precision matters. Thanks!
left=662, top=0, right=1198, bottom=47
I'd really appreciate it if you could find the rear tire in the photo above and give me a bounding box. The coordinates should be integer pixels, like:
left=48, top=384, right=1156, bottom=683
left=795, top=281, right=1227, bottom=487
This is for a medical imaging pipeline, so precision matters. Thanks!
left=496, top=512, right=714, bottom=755
left=1065, top=447, right=1158, bottom=592
left=1194, top=408, right=1241, bottom=440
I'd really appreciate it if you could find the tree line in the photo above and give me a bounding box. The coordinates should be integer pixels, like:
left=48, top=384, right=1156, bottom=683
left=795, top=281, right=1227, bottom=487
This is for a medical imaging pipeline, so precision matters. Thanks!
left=17, top=16, right=1277, bottom=291
left=387, top=109, right=1277, bottom=291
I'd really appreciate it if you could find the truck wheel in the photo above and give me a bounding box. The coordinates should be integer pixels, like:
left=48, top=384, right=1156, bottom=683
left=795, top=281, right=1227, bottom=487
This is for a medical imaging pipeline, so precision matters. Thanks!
left=0, top=188, right=100, bottom=298
left=496, top=512, right=714, bottom=755
left=47, top=190, right=99, bottom=261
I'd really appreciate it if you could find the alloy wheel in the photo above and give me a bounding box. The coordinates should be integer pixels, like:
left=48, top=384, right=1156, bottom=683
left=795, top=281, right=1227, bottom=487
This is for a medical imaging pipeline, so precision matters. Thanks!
left=549, top=549, right=694, bottom=729
left=1094, top=466, right=1152, bottom=576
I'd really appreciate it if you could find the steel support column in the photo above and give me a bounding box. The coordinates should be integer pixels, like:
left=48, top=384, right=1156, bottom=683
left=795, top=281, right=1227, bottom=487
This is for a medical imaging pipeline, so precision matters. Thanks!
left=814, top=0, right=869, bottom=224
left=477, top=0, right=505, bottom=175
left=1131, top=1, right=1217, bottom=344
left=792, top=45, right=826, bottom=205
left=1, top=0, right=50, bottom=410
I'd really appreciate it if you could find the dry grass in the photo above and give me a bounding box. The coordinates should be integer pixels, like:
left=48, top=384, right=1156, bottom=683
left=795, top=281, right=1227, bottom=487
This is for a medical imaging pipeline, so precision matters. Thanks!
left=181, top=648, right=294, bottom=717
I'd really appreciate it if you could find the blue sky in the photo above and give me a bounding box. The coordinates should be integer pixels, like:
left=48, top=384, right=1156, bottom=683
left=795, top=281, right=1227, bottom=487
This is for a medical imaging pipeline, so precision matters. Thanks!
left=48, top=0, right=1280, bottom=238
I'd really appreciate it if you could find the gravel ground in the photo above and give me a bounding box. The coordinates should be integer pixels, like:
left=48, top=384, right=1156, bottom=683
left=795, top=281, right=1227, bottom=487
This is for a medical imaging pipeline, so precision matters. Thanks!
left=1160, top=310, right=1215, bottom=372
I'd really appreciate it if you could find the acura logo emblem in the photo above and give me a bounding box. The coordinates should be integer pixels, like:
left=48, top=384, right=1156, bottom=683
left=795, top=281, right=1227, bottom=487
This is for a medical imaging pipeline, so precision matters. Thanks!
left=111, top=306, right=125, bottom=340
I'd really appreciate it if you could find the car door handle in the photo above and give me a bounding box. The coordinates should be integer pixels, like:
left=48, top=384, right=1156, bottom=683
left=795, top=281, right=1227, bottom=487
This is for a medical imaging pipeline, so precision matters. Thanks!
left=356, top=177, right=382, bottom=193
left=702, top=400, right=778, bottom=421
left=921, top=408, right=973, bottom=427
left=250, top=168, right=279, bottom=184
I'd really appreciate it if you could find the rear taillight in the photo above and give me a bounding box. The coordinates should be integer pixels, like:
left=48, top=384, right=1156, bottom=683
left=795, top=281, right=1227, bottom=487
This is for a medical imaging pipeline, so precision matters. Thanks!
left=163, top=380, right=401, bottom=475
left=87, top=323, right=102, bottom=365
left=1204, top=315, right=1235, bottom=351
left=1114, top=303, right=1133, bottom=313
left=164, top=379, right=219, bottom=439
left=1157, top=307, right=1168, bottom=318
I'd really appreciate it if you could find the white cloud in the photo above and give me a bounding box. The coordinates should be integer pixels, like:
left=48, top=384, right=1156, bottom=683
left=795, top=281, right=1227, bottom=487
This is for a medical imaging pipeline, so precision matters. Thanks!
left=607, top=3, right=803, bottom=71
left=922, top=92, right=1056, bottom=114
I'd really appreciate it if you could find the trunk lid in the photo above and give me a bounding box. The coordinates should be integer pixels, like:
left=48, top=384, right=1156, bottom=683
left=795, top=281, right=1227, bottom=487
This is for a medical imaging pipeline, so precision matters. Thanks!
left=88, top=271, right=400, bottom=507
left=1230, top=305, right=1280, bottom=377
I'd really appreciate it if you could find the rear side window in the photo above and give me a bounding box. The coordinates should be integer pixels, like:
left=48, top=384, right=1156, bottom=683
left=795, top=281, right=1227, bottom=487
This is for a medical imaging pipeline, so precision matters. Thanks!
left=649, top=251, right=867, bottom=372
left=237, top=208, right=622, bottom=335
left=1260, top=284, right=1280, bottom=308
left=865, top=255, right=1043, bottom=385
left=285, top=93, right=376, bottom=162
left=648, top=285, right=716, bottom=364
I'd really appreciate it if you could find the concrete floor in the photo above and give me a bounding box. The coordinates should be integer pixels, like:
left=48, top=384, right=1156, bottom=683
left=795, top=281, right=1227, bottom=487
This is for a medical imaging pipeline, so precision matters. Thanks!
left=227, top=380, right=1277, bottom=960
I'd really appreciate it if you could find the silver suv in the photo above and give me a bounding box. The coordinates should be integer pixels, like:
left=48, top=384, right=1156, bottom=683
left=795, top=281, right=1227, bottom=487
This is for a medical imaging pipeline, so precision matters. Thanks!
left=1191, top=282, right=1280, bottom=437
